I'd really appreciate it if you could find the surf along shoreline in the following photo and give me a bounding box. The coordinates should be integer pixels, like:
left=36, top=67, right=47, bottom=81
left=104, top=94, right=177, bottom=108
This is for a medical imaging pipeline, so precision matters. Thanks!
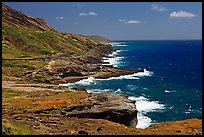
left=57, top=42, right=148, bottom=128
left=54, top=42, right=144, bottom=85
left=58, top=41, right=165, bottom=129
left=3, top=42, right=202, bottom=135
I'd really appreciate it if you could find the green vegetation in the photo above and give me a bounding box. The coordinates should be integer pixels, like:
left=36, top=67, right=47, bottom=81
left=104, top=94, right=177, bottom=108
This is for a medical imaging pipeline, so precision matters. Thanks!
left=2, top=25, right=98, bottom=59
left=2, top=89, right=21, bottom=98
left=2, top=60, right=47, bottom=76
left=2, top=4, right=106, bottom=81
left=64, top=89, right=73, bottom=93
left=2, top=60, right=43, bottom=69
left=2, top=119, right=33, bottom=135
left=79, top=34, right=110, bottom=44
left=38, top=113, right=52, bottom=117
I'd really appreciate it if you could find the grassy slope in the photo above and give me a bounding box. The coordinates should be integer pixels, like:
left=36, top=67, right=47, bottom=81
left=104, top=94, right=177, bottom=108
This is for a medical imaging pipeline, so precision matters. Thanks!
left=2, top=119, right=33, bottom=135
left=2, top=25, right=100, bottom=78
left=2, top=25, right=98, bottom=59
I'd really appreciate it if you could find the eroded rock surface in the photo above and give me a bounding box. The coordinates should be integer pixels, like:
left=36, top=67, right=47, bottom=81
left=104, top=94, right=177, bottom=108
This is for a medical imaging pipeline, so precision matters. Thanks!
left=2, top=82, right=202, bottom=135
left=3, top=91, right=137, bottom=128
left=61, top=93, right=137, bottom=127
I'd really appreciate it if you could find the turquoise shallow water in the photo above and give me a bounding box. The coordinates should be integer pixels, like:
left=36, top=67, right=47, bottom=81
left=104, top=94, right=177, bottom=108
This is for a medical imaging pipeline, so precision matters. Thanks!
left=61, top=40, right=202, bottom=129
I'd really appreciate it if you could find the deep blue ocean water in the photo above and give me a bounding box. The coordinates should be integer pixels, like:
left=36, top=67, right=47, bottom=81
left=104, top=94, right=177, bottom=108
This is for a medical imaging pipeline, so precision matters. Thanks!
left=61, top=40, right=202, bottom=129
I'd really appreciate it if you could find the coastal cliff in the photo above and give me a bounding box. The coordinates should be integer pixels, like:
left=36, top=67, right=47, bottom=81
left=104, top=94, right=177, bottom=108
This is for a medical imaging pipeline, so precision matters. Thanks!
left=2, top=3, right=202, bottom=135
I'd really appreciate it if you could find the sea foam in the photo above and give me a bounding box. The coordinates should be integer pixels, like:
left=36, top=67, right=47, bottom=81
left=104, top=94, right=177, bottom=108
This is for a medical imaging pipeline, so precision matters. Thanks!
left=164, top=89, right=176, bottom=93
left=87, top=88, right=112, bottom=93
left=74, top=77, right=96, bottom=86
left=113, top=44, right=128, bottom=47
left=59, top=77, right=97, bottom=88
left=102, top=50, right=125, bottom=67
left=128, top=96, right=165, bottom=129
left=102, top=56, right=124, bottom=67
left=59, top=69, right=154, bottom=87
left=108, top=42, right=127, bottom=46
left=134, top=69, right=154, bottom=77
left=98, top=69, right=153, bottom=81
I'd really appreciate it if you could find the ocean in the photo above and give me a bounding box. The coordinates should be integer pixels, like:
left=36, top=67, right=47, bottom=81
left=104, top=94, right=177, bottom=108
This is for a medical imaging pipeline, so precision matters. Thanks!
left=60, top=40, right=202, bottom=129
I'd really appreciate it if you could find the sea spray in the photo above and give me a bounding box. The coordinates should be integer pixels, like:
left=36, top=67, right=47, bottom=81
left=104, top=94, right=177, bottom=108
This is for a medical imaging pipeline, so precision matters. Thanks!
left=128, top=96, right=165, bottom=129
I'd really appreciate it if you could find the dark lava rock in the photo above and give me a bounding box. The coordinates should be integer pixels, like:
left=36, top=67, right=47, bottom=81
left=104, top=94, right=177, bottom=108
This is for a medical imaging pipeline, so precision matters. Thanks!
left=71, top=87, right=87, bottom=92
left=63, top=93, right=137, bottom=127
left=77, top=130, right=89, bottom=135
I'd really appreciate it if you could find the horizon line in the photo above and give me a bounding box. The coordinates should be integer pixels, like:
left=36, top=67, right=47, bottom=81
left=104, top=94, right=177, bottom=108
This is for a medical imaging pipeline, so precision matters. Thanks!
left=111, top=39, right=202, bottom=41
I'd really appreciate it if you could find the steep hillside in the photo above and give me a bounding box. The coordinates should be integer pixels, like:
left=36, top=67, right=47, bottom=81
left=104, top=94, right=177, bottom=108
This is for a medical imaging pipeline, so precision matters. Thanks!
left=2, top=3, right=102, bottom=59
left=2, top=3, right=114, bottom=81
left=2, top=3, right=56, bottom=32
left=2, top=25, right=98, bottom=59
left=79, top=34, right=111, bottom=44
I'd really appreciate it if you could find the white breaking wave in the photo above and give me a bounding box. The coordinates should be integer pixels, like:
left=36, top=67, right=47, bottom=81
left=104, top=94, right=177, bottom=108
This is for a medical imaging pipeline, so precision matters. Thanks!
left=106, top=73, right=140, bottom=80
left=108, top=42, right=127, bottom=46
left=136, top=112, right=152, bottom=129
left=102, top=56, right=124, bottom=67
left=59, top=69, right=154, bottom=87
left=114, top=88, right=122, bottom=93
left=102, top=50, right=126, bottom=67
left=134, top=69, right=154, bottom=77
left=113, top=44, right=128, bottom=47
left=98, top=69, right=153, bottom=81
left=59, top=77, right=96, bottom=88
left=87, top=88, right=113, bottom=93
left=59, top=83, right=74, bottom=88
left=126, top=85, right=138, bottom=91
left=128, top=96, right=165, bottom=129
left=87, top=88, right=122, bottom=94
left=75, top=77, right=96, bottom=86
left=164, top=89, right=176, bottom=93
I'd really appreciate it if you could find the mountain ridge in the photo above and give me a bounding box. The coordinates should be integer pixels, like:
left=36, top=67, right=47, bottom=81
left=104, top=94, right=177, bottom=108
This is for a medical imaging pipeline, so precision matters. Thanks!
left=2, top=3, right=56, bottom=32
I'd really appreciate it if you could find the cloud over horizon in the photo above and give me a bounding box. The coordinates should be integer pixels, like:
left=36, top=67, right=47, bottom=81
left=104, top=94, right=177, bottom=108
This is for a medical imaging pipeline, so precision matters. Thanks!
left=125, top=20, right=141, bottom=24
left=79, top=12, right=98, bottom=16
left=170, top=10, right=196, bottom=18
left=56, top=16, right=64, bottom=20
left=118, top=19, right=145, bottom=24
left=151, top=4, right=167, bottom=12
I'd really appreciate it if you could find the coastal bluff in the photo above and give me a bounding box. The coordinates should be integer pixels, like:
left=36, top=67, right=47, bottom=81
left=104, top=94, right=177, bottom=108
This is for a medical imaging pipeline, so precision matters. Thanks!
left=3, top=90, right=138, bottom=134
left=2, top=3, right=202, bottom=135
left=2, top=84, right=202, bottom=135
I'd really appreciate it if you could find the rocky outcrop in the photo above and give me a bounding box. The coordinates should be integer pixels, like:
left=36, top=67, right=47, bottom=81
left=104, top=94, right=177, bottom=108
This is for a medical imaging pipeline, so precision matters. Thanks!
left=3, top=84, right=202, bottom=135
left=3, top=91, right=137, bottom=130
left=60, top=93, right=137, bottom=127
left=30, top=92, right=137, bottom=127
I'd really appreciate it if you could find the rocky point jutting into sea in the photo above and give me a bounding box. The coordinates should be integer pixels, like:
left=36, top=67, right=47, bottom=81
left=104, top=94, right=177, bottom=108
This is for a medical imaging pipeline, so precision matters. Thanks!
left=2, top=3, right=202, bottom=135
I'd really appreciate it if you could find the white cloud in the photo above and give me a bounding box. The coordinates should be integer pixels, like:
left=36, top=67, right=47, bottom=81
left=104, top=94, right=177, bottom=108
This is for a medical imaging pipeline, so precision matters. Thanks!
left=151, top=4, right=167, bottom=12
left=170, top=10, right=196, bottom=18
left=56, top=16, right=64, bottom=20
left=88, top=12, right=98, bottom=16
left=125, top=20, right=141, bottom=24
left=79, top=12, right=98, bottom=16
left=79, top=13, right=87, bottom=16
left=73, top=3, right=85, bottom=8
left=118, top=19, right=125, bottom=22
left=118, top=19, right=146, bottom=24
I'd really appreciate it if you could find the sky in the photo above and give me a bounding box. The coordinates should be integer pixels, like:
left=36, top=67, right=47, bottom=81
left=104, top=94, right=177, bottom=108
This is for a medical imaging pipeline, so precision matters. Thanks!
left=4, top=2, right=202, bottom=40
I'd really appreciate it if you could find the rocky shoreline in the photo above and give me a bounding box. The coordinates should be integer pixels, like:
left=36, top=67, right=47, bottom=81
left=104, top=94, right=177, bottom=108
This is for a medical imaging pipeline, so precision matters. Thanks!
left=2, top=43, right=202, bottom=135
left=2, top=81, right=202, bottom=135
left=2, top=3, right=202, bottom=135
left=2, top=40, right=202, bottom=135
